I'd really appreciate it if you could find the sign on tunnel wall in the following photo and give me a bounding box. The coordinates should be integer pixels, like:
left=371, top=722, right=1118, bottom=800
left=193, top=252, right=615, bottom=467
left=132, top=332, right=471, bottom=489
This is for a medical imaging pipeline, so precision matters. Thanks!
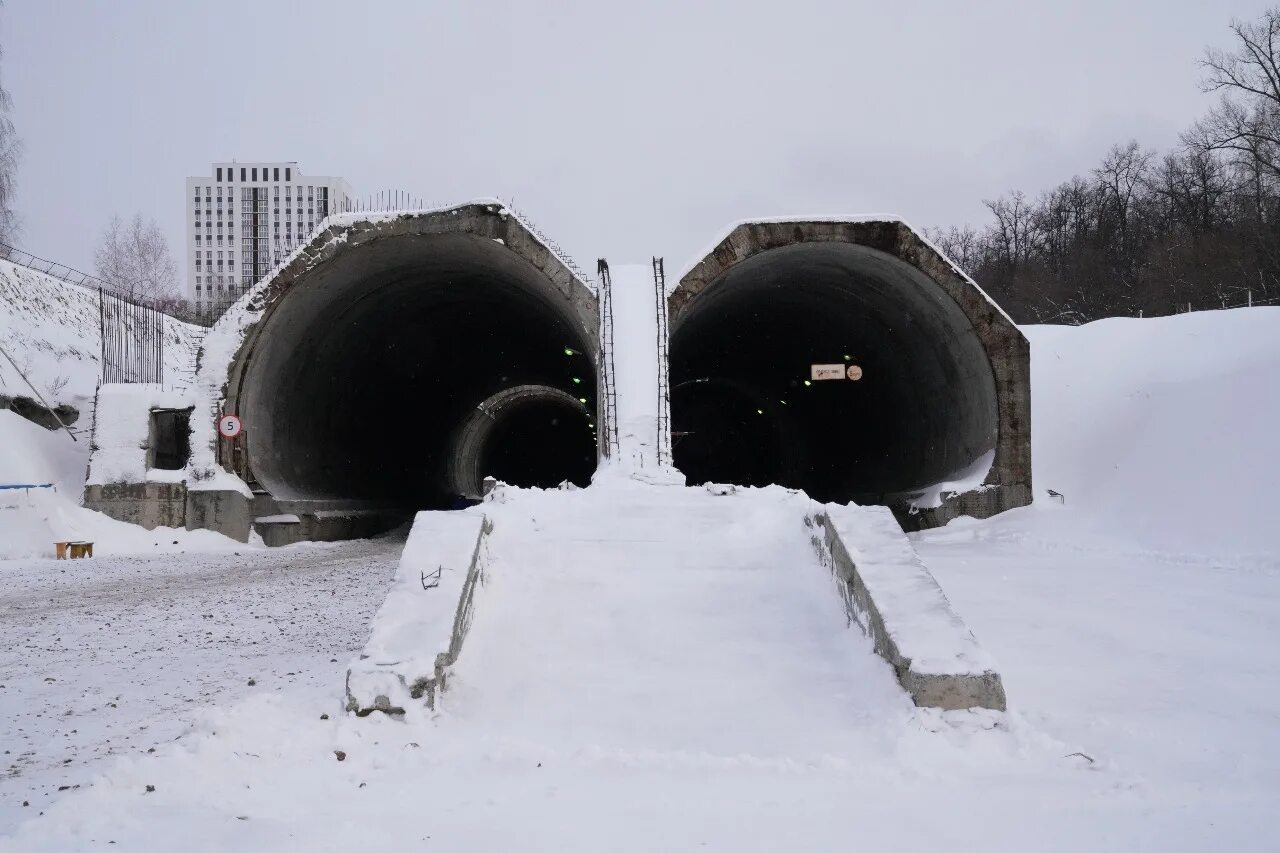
left=810, top=364, right=846, bottom=381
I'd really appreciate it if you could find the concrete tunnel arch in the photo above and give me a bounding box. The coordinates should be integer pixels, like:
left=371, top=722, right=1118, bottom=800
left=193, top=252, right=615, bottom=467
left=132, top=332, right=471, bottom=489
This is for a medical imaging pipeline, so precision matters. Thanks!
left=219, top=203, right=600, bottom=520
left=669, top=219, right=1032, bottom=526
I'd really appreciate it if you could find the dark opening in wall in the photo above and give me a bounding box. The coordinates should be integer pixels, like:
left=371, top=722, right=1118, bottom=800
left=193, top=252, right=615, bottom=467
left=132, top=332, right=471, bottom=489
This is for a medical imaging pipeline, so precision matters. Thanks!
left=150, top=408, right=192, bottom=470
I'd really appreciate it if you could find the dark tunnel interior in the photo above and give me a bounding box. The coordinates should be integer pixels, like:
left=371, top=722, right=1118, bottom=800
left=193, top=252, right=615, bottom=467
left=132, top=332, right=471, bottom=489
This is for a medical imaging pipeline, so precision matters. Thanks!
left=238, top=233, right=598, bottom=509
left=669, top=242, right=998, bottom=506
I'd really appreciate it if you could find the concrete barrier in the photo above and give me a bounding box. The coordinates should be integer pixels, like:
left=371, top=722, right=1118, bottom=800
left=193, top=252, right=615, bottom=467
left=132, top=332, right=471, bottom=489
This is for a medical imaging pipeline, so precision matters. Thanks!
left=810, top=505, right=1006, bottom=711
left=345, top=511, right=492, bottom=715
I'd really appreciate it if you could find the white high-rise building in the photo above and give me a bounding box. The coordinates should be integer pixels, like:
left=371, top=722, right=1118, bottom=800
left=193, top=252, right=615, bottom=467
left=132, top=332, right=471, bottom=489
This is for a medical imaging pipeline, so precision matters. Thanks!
left=184, top=161, right=353, bottom=310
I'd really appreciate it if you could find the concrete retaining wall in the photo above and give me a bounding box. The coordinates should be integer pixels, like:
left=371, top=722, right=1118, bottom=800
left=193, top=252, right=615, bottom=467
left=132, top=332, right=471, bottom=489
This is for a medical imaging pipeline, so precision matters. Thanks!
left=811, top=505, right=1006, bottom=711
left=345, top=511, right=492, bottom=715
left=83, top=482, right=187, bottom=530
left=184, top=489, right=252, bottom=542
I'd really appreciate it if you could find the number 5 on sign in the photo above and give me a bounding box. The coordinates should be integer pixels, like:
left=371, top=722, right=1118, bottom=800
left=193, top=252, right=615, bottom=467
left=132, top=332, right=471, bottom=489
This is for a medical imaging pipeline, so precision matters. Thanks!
left=218, top=415, right=242, bottom=438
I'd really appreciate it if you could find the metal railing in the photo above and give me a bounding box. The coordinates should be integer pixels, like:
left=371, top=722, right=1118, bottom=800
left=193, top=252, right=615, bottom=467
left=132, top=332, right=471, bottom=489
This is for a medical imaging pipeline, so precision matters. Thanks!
left=596, top=259, right=620, bottom=458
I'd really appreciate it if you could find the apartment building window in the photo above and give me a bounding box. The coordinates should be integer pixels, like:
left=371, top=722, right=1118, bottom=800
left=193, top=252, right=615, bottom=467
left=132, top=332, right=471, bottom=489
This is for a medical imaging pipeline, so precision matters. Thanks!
left=195, top=256, right=202, bottom=269
left=241, top=167, right=246, bottom=181
left=273, top=167, right=279, bottom=181
left=217, top=168, right=222, bottom=181
left=195, top=234, right=202, bottom=245
left=285, top=167, right=291, bottom=181
left=228, top=258, right=235, bottom=270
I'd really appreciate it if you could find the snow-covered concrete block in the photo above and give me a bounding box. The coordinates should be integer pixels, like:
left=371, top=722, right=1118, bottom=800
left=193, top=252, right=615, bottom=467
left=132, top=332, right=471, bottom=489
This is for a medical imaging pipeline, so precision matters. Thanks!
left=813, top=505, right=1006, bottom=711
left=85, top=384, right=192, bottom=487
left=345, top=511, right=492, bottom=715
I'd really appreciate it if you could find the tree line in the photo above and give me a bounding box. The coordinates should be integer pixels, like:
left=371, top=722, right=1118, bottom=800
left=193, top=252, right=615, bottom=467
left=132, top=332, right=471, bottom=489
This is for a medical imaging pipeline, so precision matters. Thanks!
left=928, top=9, right=1280, bottom=324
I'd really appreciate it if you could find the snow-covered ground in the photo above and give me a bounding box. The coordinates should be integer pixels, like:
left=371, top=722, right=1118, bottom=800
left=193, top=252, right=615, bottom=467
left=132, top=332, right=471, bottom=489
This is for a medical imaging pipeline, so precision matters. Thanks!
left=1, top=306, right=1278, bottom=850
left=0, top=535, right=402, bottom=833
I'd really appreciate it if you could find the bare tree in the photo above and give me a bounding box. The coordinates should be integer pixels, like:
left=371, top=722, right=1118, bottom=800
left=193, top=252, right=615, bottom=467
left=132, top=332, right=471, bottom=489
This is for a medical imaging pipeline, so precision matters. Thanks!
left=1187, top=9, right=1280, bottom=177
left=983, top=191, right=1034, bottom=267
left=0, top=27, right=20, bottom=244
left=93, top=214, right=179, bottom=300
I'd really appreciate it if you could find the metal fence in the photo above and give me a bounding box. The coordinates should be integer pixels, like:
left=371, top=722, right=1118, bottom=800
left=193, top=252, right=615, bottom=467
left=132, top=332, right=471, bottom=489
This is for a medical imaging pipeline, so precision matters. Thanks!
left=100, top=287, right=165, bottom=384
left=0, top=241, right=104, bottom=289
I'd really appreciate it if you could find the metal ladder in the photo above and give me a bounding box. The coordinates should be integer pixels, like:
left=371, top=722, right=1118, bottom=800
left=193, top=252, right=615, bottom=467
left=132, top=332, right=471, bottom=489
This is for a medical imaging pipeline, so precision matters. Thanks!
left=652, top=257, right=671, bottom=467
left=596, top=259, right=621, bottom=458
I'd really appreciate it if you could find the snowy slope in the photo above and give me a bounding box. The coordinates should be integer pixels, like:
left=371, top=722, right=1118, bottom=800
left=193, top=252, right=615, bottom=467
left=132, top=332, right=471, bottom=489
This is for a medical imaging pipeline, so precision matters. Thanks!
left=0, top=258, right=199, bottom=411
left=1026, top=307, right=1280, bottom=557
left=452, top=484, right=908, bottom=757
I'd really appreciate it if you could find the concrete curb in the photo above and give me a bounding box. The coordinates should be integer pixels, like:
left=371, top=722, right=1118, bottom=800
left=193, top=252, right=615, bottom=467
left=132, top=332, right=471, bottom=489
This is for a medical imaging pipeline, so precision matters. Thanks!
left=810, top=506, right=1006, bottom=711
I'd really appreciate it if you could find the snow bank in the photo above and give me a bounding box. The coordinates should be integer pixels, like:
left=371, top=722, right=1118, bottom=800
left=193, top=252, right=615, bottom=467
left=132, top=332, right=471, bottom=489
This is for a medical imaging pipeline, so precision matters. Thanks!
left=0, top=409, right=245, bottom=559
left=345, top=512, right=491, bottom=714
left=815, top=503, right=1004, bottom=709
left=1026, top=306, right=1280, bottom=556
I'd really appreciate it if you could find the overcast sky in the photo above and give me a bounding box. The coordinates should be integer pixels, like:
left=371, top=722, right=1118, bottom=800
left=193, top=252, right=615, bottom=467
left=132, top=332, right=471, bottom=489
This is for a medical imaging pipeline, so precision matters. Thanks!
left=3, top=0, right=1269, bottom=276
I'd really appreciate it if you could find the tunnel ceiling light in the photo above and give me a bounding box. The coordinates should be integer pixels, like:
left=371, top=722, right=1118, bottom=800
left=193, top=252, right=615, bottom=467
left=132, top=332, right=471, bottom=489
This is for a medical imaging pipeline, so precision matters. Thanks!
left=579, top=398, right=588, bottom=404
left=803, top=380, right=812, bottom=387
left=572, top=377, right=582, bottom=384
left=843, top=354, right=852, bottom=361
left=563, top=347, right=580, bottom=356
left=756, top=409, right=764, bottom=415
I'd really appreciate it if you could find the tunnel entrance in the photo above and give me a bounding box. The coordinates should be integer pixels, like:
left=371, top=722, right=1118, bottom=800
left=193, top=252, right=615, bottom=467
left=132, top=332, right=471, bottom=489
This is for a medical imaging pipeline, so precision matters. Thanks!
left=230, top=219, right=598, bottom=515
left=670, top=239, right=1000, bottom=508
left=447, top=384, right=596, bottom=499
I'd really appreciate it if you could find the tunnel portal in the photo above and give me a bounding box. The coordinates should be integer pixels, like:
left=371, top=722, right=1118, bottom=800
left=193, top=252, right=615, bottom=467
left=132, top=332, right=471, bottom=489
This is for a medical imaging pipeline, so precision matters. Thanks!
left=224, top=205, right=600, bottom=517
left=670, top=220, right=1031, bottom=524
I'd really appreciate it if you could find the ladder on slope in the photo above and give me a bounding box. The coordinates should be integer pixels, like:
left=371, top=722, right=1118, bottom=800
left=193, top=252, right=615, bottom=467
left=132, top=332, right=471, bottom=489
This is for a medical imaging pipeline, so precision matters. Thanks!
left=652, top=257, right=671, bottom=467
left=596, top=259, right=621, bottom=458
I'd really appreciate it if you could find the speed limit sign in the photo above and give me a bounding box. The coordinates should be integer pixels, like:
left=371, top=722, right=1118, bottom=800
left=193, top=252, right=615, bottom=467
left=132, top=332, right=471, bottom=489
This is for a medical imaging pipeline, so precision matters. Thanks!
left=217, top=414, right=243, bottom=438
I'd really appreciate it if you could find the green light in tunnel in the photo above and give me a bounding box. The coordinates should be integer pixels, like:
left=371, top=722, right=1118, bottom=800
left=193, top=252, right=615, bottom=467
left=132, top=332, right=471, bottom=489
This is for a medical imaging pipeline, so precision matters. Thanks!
left=756, top=409, right=764, bottom=415
left=803, top=380, right=812, bottom=387
left=579, top=398, right=588, bottom=404
left=572, top=377, right=582, bottom=384
left=564, top=347, right=580, bottom=356
left=843, top=354, right=852, bottom=361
